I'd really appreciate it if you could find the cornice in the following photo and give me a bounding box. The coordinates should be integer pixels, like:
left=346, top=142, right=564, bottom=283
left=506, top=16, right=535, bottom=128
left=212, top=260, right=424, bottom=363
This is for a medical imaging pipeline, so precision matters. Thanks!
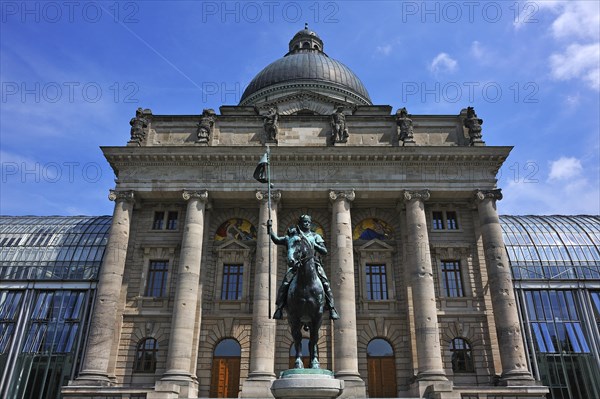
left=102, top=146, right=511, bottom=167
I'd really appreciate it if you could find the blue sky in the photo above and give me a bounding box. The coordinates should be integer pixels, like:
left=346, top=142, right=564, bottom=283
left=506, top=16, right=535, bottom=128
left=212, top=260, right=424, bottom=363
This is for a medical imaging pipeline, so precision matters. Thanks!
left=1, top=1, right=598, bottom=216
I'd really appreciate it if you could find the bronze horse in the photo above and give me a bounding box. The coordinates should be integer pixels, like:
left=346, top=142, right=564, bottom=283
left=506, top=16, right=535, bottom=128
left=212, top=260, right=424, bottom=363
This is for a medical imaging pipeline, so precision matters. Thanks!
left=286, top=233, right=325, bottom=369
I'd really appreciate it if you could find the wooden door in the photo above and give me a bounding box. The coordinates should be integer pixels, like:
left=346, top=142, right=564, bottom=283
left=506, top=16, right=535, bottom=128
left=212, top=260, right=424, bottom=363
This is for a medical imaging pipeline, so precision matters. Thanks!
left=367, top=356, right=397, bottom=398
left=209, top=356, right=240, bottom=398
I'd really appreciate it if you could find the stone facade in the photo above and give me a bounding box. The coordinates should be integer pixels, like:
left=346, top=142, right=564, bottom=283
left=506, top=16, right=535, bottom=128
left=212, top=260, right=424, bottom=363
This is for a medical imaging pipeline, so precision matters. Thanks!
left=63, top=27, right=548, bottom=399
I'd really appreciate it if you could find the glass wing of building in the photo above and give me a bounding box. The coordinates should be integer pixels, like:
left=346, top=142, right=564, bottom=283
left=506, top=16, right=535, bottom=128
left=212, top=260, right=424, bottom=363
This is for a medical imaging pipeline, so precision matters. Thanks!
left=0, top=216, right=111, bottom=399
left=501, top=215, right=600, bottom=399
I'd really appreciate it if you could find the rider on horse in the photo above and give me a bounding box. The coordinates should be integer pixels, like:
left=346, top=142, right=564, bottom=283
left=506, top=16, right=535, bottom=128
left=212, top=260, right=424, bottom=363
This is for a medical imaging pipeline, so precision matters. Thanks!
left=268, top=215, right=340, bottom=320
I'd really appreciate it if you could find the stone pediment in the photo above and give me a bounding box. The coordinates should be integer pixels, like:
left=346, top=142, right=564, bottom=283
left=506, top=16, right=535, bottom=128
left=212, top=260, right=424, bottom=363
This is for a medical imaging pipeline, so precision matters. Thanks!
left=214, top=239, right=253, bottom=253
left=356, top=239, right=395, bottom=252
left=260, top=90, right=355, bottom=116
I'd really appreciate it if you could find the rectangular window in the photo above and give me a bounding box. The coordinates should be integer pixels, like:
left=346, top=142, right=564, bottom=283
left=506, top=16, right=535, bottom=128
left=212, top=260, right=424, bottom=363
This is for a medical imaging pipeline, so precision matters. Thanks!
left=441, top=260, right=464, bottom=297
left=432, top=211, right=444, bottom=230
left=446, top=211, right=459, bottom=230
left=152, top=212, right=165, bottom=230
left=221, top=264, right=243, bottom=300
left=366, top=264, right=388, bottom=300
left=145, top=260, right=168, bottom=297
left=166, top=211, right=178, bottom=230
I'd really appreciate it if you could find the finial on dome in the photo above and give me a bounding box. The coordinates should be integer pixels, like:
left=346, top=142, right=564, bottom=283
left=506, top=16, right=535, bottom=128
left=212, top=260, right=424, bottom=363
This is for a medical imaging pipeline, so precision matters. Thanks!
left=305, top=22, right=308, bottom=30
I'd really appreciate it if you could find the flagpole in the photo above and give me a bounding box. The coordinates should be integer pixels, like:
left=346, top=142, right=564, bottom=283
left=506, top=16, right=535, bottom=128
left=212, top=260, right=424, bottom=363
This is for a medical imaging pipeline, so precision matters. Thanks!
left=266, top=145, right=272, bottom=319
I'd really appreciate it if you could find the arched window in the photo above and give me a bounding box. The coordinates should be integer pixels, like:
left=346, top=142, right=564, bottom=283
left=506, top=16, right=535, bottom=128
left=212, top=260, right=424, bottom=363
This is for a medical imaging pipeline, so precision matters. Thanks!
left=210, top=339, right=241, bottom=398
left=134, top=338, right=158, bottom=373
left=450, top=338, right=474, bottom=372
left=303, top=41, right=310, bottom=48
left=367, top=338, right=397, bottom=397
left=289, top=338, right=310, bottom=369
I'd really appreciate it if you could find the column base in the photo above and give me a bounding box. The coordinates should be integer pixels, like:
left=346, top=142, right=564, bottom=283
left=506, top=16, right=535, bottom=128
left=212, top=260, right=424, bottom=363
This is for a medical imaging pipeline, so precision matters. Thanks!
left=410, top=380, right=460, bottom=399
left=70, top=370, right=115, bottom=386
left=147, top=381, right=181, bottom=399
left=498, top=370, right=538, bottom=386
left=242, top=372, right=276, bottom=398
left=416, top=369, right=448, bottom=382
left=160, top=371, right=198, bottom=398
left=333, top=371, right=365, bottom=398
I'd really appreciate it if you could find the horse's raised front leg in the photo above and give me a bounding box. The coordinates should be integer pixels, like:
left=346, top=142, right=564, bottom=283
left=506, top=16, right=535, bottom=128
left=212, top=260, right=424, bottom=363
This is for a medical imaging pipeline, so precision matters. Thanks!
left=290, top=320, right=304, bottom=369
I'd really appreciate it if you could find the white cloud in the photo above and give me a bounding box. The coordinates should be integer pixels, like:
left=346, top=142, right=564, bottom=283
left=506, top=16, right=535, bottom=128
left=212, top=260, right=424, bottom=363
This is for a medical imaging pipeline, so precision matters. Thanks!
left=549, top=43, right=600, bottom=90
left=470, top=41, right=485, bottom=60
left=429, top=53, right=457, bottom=75
left=376, top=44, right=392, bottom=56
left=539, top=1, right=600, bottom=41
left=548, top=156, right=583, bottom=181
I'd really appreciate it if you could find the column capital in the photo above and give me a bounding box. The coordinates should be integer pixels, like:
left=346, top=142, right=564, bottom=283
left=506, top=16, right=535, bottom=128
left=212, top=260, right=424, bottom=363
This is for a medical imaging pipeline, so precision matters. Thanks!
left=255, top=189, right=281, bottom=203
left=474, top=188, right=503, bottom=203
left=108, top=189, right=134, bottom=203
left=182, top=189, right=208, bottom=202
left=329, top=189, right=355, bottom=202
left=403, top=189, right=430, bottom=202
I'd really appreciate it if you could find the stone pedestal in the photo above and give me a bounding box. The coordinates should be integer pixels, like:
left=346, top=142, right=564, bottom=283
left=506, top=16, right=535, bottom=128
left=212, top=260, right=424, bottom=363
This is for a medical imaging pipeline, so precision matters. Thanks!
left=271, top=369, right=343, bottom=399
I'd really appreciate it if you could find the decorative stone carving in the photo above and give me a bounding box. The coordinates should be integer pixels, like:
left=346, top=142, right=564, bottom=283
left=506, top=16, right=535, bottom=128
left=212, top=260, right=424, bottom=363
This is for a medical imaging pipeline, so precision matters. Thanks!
left=403, top=189, right=430, bottom=202
left=128, top=108, right=149, bottom=146
left=330, top=106, right=349, bottom=145
left=328, top=189, right=355, bottom=202
left=182, top=190, right=209, bottom=202
left=263, top=107, right=279, bottom=143
left=196, top=109, right=217, bottom=145
left=395, top=107, right=415, bottom=146
left=474, top=189, right=503, bottom=202
left=464, top=106, right=484, bottom=146
left=255, top=189, right=281, bottom=202
left=108, top=189, right=135, bottom=202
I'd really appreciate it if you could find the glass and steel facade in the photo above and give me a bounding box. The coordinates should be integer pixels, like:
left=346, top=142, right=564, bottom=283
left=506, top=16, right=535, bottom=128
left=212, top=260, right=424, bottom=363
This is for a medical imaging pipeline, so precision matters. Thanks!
left=502, top=215, right=600, bottom=399
left=0, top=216, right=111, bottom=399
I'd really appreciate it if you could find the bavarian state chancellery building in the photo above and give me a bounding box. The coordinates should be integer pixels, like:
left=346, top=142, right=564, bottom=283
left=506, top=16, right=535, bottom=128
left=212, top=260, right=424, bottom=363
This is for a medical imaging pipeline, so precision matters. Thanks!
left=1, top=28, right=599, bottom=399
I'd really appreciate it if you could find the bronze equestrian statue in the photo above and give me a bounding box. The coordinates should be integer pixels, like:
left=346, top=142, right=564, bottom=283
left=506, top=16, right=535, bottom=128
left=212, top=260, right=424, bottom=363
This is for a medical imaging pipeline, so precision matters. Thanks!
left=267, top=215, right=340, bottom=369
left=269, top=215, right=339, bottom=320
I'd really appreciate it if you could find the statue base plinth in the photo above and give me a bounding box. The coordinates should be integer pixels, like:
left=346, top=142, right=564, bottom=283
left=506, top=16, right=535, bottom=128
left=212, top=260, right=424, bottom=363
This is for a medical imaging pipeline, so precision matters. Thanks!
left=271, top=369, right=343, bottom=399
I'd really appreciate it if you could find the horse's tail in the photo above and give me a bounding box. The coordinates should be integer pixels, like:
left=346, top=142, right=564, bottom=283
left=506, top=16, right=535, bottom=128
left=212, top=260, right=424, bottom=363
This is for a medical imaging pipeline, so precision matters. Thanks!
left=303, top=324, right=309, bottom=332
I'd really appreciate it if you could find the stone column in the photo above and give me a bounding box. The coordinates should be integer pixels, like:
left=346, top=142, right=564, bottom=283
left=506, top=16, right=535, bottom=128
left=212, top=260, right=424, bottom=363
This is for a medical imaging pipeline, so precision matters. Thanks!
left=161, top=190, right=208, bottom=394
left=403, top=190, right=447, bottom=383
left=242, top=190, right=281, bottom=398
left=329, top=190, right=365, bottom=397
left=76, top=190, right=134, bottom=385
left=475, top=189, right=534, bottom=384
